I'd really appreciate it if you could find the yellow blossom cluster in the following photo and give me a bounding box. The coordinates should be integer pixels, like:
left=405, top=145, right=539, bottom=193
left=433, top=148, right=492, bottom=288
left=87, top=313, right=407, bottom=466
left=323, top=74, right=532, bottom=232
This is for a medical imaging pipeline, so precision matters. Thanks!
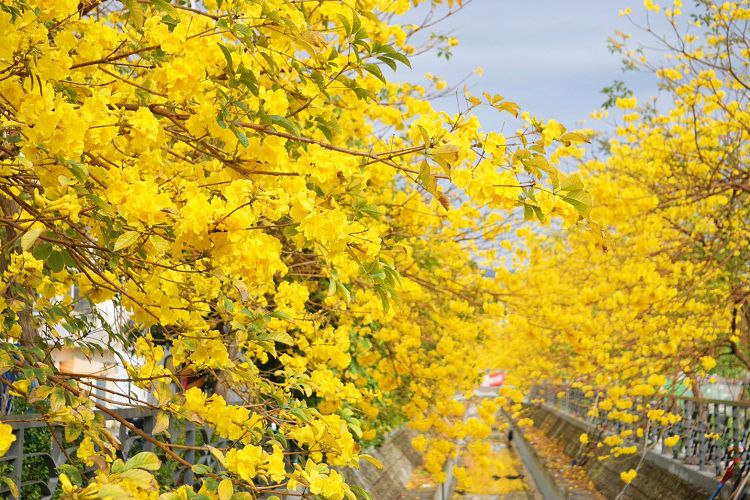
left=0, top=0, right=592, bottom=497
left=488, top=0, right=750, bottom=487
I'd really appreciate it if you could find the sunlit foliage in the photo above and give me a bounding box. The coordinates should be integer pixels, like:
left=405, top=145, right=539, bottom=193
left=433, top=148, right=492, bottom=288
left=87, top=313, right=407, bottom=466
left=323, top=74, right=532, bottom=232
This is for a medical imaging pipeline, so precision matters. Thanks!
left=493, top=0, right=750, bottom=486
left=0, top=0, right=590, bottom=497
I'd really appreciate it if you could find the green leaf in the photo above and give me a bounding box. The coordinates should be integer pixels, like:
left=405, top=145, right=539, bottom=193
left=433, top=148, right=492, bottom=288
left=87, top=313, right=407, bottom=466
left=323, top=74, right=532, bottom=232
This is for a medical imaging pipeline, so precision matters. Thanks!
left=352, top=12, right=361, bottom=36
left=207, top=446, right=226, bottom=467
left=523, top=204, right=535, bottom=221
left=64, top=424, right=82, bottom=443
left=47, top=251, right=65, bottom=273
left=21, top=225, right=44, bottom=251
left=217, top=108, right=228, bottom=129
left=317, top=122, right=333, bottom=142
left=231, top=126, right=249, bottom=147
left=362, top=63, right=385, bottom=83
left=389, top=51, right=411, bottom=68
left=362, top=262, right=386, bottom=281
left=418, top=161, right=438, bottom=197
left=118, top=468, right=155, bottom=484
left=360, top=454, right=383, bottom=469
left=65, top=161, right=88, bottom=182
left=560, top=173, right=584, bottom=193
left=416, top=125, right=430, bottom=147
left=122, top=0, right=144, bottom=29
left=268, top=115, right=300, bottom=135
left=217, top=43, right=234, bottom=72
left=349, top=421, right=362, bottom=438
left=152, top=411, right=170, bottom=435
left=152, top=0, right=177, bottom=15
left=261, top=331, right=294, bottom=346
left=351, top=485, right=373, bottom=500
left=235, top=23, right=254, bottom=38
left=357, top=203, right=382, bottom=219
left=337, top=14, right=351, bottom=37
left=430, top=144, right=460, bottom=170
left=377, top=55, right=398, bottom=71
left=31, top=242, right=52, bottom=260
left=382, top=265, right=401, bottom=289
left=2, top=477, right=19, bottom=499
left=352, top=86, right=372, bottom=100
left=28, top=385, right=53, bottom=403
left=114, top=231, right=139, bottom=252
left=375, top=285, right=389, bottom=312
left=336, top=279, right=351, bottom=302
left=532, top=205, right=545, bottom=222
left=558, top=131, right=590, bottom=146
left=58, top=464, right=82, bottom=486
left=269, top=310, right=293, bottom=321
left=123, top=451, right=160, bottom=471
left=223, top=297, right=234, bottom=312
left=97, top=484, right=131, bottom=500
left=327, top=277, right=337, bottom=297
left=289, top=407, right=310, bottom=423
left=258, top=51, right=277, bottom=73
left=110, top=459, right=126, bottom=474
left=237, top=68, right=258, bottom=95
left=562, top=190, right=592, bottom=218
left=192, top=463, right=213, bottom=475
left=271, top=432, right=288, bottom=448
left=352, top=36, right=370, bottom=53
left=61, top=249, right=76, bottom=268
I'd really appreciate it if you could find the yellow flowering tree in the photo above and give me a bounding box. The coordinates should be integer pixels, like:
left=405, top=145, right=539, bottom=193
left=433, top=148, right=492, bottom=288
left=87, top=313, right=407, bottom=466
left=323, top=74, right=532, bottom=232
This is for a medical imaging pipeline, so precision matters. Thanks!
left=0, top=0, right=590, bottom=497
left=490, top=0, right=750, bottom=487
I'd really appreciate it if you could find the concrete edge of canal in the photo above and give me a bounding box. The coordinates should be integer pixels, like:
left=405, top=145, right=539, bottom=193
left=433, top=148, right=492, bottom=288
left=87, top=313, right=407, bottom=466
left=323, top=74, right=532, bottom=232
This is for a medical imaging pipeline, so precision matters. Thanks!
left=509, top=418, right=566, bottom=499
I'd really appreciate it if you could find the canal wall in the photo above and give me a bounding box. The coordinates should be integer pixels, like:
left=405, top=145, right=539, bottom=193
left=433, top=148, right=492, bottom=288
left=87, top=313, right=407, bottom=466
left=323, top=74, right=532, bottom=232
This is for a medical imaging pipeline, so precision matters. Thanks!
left=523, top=404, right=723, bottom=499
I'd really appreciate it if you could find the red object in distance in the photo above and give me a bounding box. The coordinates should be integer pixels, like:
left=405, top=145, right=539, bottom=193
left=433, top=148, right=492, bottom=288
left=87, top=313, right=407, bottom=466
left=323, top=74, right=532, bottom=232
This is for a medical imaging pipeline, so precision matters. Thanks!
left=485, top=371, right=505, bottom=387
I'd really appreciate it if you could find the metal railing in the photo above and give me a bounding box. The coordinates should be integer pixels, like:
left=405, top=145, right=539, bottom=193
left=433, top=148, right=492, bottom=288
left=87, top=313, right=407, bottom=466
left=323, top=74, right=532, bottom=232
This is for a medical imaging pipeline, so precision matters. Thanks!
left=532, top=386, right=750, bottom=476
left=0, top=408, right=225, bottom=499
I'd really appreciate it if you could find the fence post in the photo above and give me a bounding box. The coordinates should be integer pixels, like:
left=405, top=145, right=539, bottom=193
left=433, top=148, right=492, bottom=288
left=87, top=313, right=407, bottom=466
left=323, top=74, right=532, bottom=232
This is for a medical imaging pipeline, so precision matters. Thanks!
left=142, top=414, right=155, bottom=452
left=9, top=426, right=24, bottom=496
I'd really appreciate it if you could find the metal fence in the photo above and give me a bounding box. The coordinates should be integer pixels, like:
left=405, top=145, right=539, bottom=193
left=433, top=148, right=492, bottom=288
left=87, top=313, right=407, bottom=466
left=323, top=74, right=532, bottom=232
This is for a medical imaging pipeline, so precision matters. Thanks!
left=532, top=386, right=750, bottom=476
left=0, top=408, right=224, bottom=499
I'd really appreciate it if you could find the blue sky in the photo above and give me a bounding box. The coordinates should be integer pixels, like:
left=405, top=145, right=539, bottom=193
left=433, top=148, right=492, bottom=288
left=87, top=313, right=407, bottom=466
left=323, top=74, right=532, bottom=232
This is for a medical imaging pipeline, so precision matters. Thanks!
left=400, top=1, right=668, bottom=131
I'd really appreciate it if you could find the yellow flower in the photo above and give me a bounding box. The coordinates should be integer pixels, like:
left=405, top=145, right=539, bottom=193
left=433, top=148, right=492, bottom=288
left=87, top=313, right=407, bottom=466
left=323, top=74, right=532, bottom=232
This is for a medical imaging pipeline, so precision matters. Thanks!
left=620, top=469, right=637, bottom=484
left=579, top=433, right=589, bottom=445
left=265, top=446, right=286, bottom=482
left=0, top=423, right=16, bottom=457
left=664, top=435, right=680, bottom=447
left=411, top=434, right=428, bottom=452
left=700, top=356, right=717, bottom=371
left=644, top=0, right=660, bottom=13
left=603, top=435, right=623, bottom=447
left=647, top=374, right=666, bottom=387
left=77, top=436, right=96, bottom=466
left=615, top=96, right=638, bottom=109
left=630, top=384, right=656, bottom=397
left=226, top=445, right=263, bottom=482
left=183, top=387, right=206, bottom=413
